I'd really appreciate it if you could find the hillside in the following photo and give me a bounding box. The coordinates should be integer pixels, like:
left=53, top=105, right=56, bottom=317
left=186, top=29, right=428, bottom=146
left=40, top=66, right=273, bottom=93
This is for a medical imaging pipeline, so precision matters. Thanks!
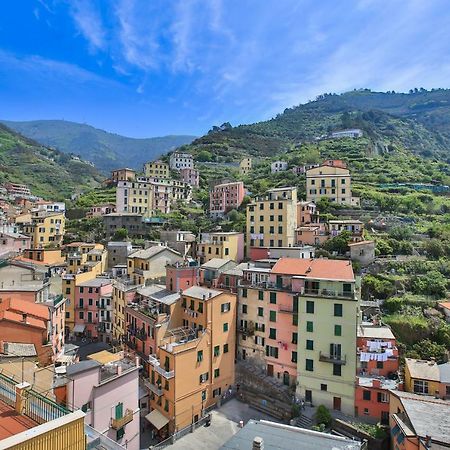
left=182, top=89, right=450, bottom=162
left=1, top=120, right=196, bottom=173
left=0, top=124, right=103, bottom=200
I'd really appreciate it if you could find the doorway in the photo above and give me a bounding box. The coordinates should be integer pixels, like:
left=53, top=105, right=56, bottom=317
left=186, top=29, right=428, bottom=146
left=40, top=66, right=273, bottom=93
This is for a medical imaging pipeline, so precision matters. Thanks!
left=267, top=364, right=274, bottom=377
left=283, top=371, right=290, bottom=386
left=333, top=397, right=341, bottom=411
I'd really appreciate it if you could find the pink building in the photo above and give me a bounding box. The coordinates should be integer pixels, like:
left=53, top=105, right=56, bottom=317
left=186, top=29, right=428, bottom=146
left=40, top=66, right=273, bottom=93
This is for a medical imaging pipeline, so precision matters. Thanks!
left=0, top=230, right=31, bottom=257
left=74, top=278, right=113, bottom=339
left=209, top=181, right=245, bottom=218
left=45, top=294, right=66, bottom=361
left=180, top=168, right=199, bottom=187
left=86, top=204, right=116, bottom=218
left=165, top=261, right=199, bottom=292
left=62, top=355, right=140, bottom=450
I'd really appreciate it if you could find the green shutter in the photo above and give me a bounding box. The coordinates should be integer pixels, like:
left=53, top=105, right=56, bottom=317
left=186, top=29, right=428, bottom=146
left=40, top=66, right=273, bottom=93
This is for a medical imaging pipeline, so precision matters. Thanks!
left=115, top=402, right=123, bottom=419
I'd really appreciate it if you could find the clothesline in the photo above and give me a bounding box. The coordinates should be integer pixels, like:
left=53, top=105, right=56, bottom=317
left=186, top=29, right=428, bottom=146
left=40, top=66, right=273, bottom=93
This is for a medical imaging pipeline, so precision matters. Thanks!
left=360, top=349, right=393, bottom=362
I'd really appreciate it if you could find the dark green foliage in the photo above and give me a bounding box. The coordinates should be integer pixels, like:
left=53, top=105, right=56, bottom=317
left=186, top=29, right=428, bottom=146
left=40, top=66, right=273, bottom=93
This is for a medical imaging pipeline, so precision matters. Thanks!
left=322, top=230, right=351, bottom=254
left=315, top=405, right=332, bottom=427
left=113, top=228, right=128, bottom=241
left=362, top=275, right=396, bottom=300
left=411, top=270, right=447, bottom=297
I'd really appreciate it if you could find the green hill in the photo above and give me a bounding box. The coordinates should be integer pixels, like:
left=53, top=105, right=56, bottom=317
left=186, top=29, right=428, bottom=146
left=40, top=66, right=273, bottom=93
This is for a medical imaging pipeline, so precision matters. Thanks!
left=1, top=119, right=196, bottom=174
left=0, top=123, right=103, bottom=200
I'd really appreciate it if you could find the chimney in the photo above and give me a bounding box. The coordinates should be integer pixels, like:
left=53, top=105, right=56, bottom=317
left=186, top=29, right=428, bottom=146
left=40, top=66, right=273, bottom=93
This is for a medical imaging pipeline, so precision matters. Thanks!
left=22, top=313, right=27, bottom=323
left=253, top=437, right=264, bottom=450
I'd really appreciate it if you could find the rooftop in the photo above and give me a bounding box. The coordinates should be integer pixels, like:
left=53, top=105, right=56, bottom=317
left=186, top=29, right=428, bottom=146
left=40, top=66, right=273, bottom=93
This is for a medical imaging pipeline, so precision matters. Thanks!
left=129, top=245, right=180, bottom=260
left=66, top=359, right=101, bottom=377
left=201, top=258, right=234, bottom=270
left=348, top=240, right=375, bottom=247
left=439, top=301, right=450, bottom=311
left=439, top=362, right=450, bottom=383
left=0, top=398, right=40, bottom=441
left=1, top=342, right=37, bottom=357
left=405, top=358, right=440, bottom=382
left=329, top=219, right=363, bottom=224
left=391, top=390, right=450, bottom=445
left=358, top=323, right=395, bottom=340
left=357, top=375, right=399, bottom=390
left=220, top=419, right=363, bottom=450
left=271, top=257, right=355, bottom=282
left=183, top=285, right=222, bottom=300
left=137, top=284, right=180, bottom=306
left=77, top=277, right=113, bottom=288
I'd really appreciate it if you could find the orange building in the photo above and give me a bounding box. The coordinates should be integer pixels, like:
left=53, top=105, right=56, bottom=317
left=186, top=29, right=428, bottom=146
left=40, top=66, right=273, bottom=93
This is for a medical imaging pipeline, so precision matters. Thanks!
left=165, top=261, right=199, bottom=292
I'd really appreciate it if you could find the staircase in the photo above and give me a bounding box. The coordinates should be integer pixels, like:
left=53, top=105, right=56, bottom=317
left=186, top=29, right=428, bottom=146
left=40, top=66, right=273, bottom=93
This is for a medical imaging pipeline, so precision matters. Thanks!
left=293, top=414, right=313, bottom=429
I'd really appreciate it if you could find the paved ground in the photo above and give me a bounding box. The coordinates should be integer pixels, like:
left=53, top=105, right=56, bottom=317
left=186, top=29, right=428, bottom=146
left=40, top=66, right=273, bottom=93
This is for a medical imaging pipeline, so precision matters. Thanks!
left=141, top=399, right=278, bottom=450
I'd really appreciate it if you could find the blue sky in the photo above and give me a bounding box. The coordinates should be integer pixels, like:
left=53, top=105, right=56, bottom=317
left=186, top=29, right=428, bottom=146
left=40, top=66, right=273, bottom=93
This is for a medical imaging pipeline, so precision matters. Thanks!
left=1, top=0, right=450, bottom=137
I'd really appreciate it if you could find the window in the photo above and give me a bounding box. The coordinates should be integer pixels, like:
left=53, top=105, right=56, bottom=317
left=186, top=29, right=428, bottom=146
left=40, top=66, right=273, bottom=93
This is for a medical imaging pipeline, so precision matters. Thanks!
left=242, top=304, right=248, bottom=314
left=223, top=344, right=229, bottom=353
left=334, top=325, right=342, bottom=336
left=202, top=390, right=207, bottom=401
left=214, top=368, right=220, bottom=378
left=117, top=427, right=125, bottom=440
left=292, top=314, right=298, bottom=326
left=334, top=304, right=343, bottom=317
left=212, top=388, right=221, bottom=398
left=269, top=310, right=276, bottom=322
left=242, top=288, right=247, bottom=298
left=81, top=401, right=91, bottom=412
left=376, top=361, right=384, bottom=369
left=320, top=384, right=327, bottom=391
left=221, top=302, right=231, bottom=313
left=413, top=380, right=429, bottom=394
left=306, top=321, right=313, bottom=332
left=270, top=292, right=277, bottom=304
left=115, top=402, right=123, bottom=419
left=278, top=226, right=283, bottom=234
left=306, top=340, right=314, bottom=350
left=269, top=226, right=274, bottom=234
left=266, top=345, right=279, bottom=359
left=79, top=299, right=84, bottom=308
left=197, top=350, right=203, bottom=362
left=258, top=291, right=264, bottom=300
left=333, top=364, right=341, bottom=376
left=164, top=400, right=169, bottom=412
left=278, top=202, right=283, bottom=209
left=190, top=299, right=195, bottom=310
left=291, top=351, right=297, bottom=363
left=223, top=323, right=229, bottom=332
left=198, top=302, right=203, bottom=313
left=164, top=380, right=169, bottom=391
left=258, top=307, right=264, bottom=317
left=306, top=301, right=314, bottom=314
left=292, top=332, right=298, bottom=344
left=269, top=328, right=277, bottom=339
left=305, top=359, right=314, bottom=371
left=377, top=392, right=389, bottom=403
left=214, top=346, right=220, bottom=357
left=363, top=390, right=371, bottom=401
left=79, top=311, right=84, bottom=319
left=199, top=372, right=209, bottom=383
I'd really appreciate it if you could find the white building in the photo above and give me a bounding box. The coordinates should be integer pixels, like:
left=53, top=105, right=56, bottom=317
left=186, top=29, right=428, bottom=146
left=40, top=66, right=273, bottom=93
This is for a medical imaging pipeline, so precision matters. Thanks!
left=169, top=152, right=194, bottom=171
left=331, top=129, right=363, bottom=139
left=271, top=161, right=288, bottom=173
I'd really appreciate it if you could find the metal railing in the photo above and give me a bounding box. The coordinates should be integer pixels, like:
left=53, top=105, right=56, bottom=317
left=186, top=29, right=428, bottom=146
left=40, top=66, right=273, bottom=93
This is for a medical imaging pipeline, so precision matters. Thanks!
left=0, top=372, right=16, bottom=406
left=319, top=352, right=347, bottom=365
left=148, top=355, right=174, bottom=379
left=24, top=389, right=70, bottom=424
left=111, top=408, right=134, bottom=429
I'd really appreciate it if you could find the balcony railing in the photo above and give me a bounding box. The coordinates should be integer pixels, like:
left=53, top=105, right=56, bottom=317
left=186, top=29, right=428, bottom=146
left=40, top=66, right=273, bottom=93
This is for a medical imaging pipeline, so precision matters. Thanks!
left=237, top=325, right=254, bottom=336
left=304, top=289, right=355, bottom=299
left=319, top=352, right=347, bottom=365
left=143, top=379, right=163, bottom=396
left=111, top=408, right=133, bottom=429
left=148, top=355, right=174, bottom=379
left=278, top=304, right=294, bottom=313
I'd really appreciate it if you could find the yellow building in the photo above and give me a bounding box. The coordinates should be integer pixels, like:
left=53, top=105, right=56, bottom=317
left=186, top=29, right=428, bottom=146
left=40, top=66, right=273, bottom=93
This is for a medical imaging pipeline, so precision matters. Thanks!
left=146, top=286, right=236, bottom=435
left=239, top=158, right=252, bottom=176
left=112, top=280, right=139, bottom=343
left=144, top=160, right=170, bottom=178
left=198, top=232, right=244, bottom=263
left=63, top=243, right=107, bottom=335
left=246, top=187, right=298, bottom=254
left=22, top=210, right=65, bottom=248
left=404, top=358, right=441, bottom=396
left=306, top=161, right=356, bottom=206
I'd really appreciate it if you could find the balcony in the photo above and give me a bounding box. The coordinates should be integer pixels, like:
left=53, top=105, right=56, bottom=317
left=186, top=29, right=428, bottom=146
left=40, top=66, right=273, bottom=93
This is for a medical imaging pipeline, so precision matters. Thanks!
left=319, top=352, right=347, bottom=365
left=237, top=325, right=254, bottom=336
left=148, top=355, right=174, bottom=379
left=143, top=379, right=163, bottom=396
left=304, top=288, right=355, bottom=300
left=110, top=408, right=133, bottom=429
left=278, top=304, right=294, bottom=313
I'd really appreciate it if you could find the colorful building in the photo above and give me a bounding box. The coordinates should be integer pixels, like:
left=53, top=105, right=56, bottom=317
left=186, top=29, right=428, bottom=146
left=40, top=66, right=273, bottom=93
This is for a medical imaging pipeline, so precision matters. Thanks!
left=86, top=203, right=116, bottom=218
left=144, top=160, right=170, bottom=178
left=165, top=261, right=199, bottom=292
left=112, top=279, right=138, bottom=344
left=239, top=158, right=252, bottom=176
left=246, top=187, right=298, bottom=255
left=209, top=181, right=245, bottom=218
left=111, top=167, right=136, bottom=184
left=198, top=232, right=244, bottom=263
left=180, top=168, right=200, bottom=187
left=328, top=219, right=364, bottom=242
left=403, top=358, right=446, bottom=397
left=0, top=230, right=31, bottom=257
left=21, top=210, right=65, bottom=249
left=295, top=225, right=328, bottom=246
left=169, top=152, right=194, bottom=171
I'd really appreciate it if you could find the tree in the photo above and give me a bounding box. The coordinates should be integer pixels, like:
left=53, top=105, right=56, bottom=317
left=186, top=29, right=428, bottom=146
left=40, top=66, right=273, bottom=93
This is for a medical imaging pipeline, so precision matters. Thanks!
left=315, top=405, right=332, bottom=427
left=389, top=226, right=413, bottom=241
left=411, top=270, right=447, bottom=297
left=410, top=339, right=447, bottom=363
left=316, top=197, right=332, bottom=214
left=322, top=231, right=351, bottom=254
left=362, top=275, right=396, bottom=300
left=113, top=227, right=128, bottom=241
left=197, top=150, right=213, bottom=162
left=424, top=239, right=445, bottom=260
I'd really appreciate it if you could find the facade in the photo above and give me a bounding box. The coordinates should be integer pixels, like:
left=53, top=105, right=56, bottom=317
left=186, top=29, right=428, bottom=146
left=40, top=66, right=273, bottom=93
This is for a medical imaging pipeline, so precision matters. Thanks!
left=248, top=245, right=315, bottom=261
left=199, top=258, right=237, bottom=287
left=169, top=152, right=194, bottom=171
left=355, top=323, right=400, bottom=423
left=112, top=279, right=138, bottom=344
left=116, top=179, right=155, bottom=216
left=34, top=201, right=66, bottom=213
left=329, top=220, right=364, bottom=242
left=246, top=187, right=298, bottom=254
left=239, top=158, right=252, bottom=176
left=74, top=278, right=113, bottom=340
left=166, top=261, right=199, bottom=292
left=271, top=161, right=288, bottom=173
left=349, top=241, right=376, bottom=266
left=295, top=225, right=328, bottom=246
left=103, top=212, right=146, bottom=239
left=306, top=161, right=354, bottom=206
left=111, top=168, right=136, bottom=184
left=159, top=230, right=196, bottom=257
left=404, top=358, right=441, bottom=397
left=144, top=160, right=170, bottom=178
left=21, top=210, right=65, bottom=248
left=86, top=203, right=116, bottom=218
left=3, top=182, right=33, bottom=198
left=180, top=168, right=200, bottom=187
left=331, top=129, right=363, bottom=139
left=209, top=181, right=245, bottom=218
left=297, top=201, right=319, bottom=225
left=389, top=390, right=450, bottom=449
left=145, top=286, right=236, bottom=436
left=63, top=356, right=140, bottom=450
left=198, top=232, right=244, bottom=263
left=107, top=241, right=133, bottom=268
left=0, top=231, right=31, bottom=257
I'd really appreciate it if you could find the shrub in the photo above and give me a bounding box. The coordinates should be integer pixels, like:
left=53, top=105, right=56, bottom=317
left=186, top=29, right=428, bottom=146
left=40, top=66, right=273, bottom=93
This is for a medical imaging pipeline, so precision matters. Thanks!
left=315, top=405, right=332, bottom=427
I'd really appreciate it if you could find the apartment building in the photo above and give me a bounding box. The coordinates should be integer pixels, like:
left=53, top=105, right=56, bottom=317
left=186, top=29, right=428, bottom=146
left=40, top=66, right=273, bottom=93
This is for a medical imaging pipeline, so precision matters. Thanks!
left=145, top=286, right=236, bottom=436
left=169, top=152, right=194, bottom=171
left=355, top=323, right=400, bottom=423
left=306, top=160, right=358, bottom=206
left=166, top=261, right=199, bottom=292
left=111, top=168, right=136, bottom=184
left=3, top=182, right=33, bottom=198
left=329, top=219, right=364, bottom=242
left=73, top=278, right=113, bottom=340
left=107, top=240, right=133, bottom=268
left=271, top=161, right=288, bottom=173
left=198, top=232, right=244, bottom=264
left=297, top=201, right=319, bottom=225
left=61, top=355, right=140, bottom=450
left=103, top=212, right=146, bottom=239
left=63, top=243, right=107, bottom=335
left=239, top=158, right=252, bottom=176
left=86, top=203, right=116, bottom=218
left=0, top=230, right=31, bottom=257
left=209, top=181, right=245, bottom=218
left=180, top=167, right=200, bottom=187
left=21, top=210, right=65, bottom=248
left=160, top=230, right=196, bottom=257
left=144, top=160, right=170, bottom=178
left=34, top=200, right=66, bottom=213
left=127, top=246, right=183, bottom=285
left=116, top=179, right=154, bottom=216
left=112, top=279, right=139, bottom=344
left=246, top=187, right=297, bottom=259
left=290, top=258, right=358, bottom=415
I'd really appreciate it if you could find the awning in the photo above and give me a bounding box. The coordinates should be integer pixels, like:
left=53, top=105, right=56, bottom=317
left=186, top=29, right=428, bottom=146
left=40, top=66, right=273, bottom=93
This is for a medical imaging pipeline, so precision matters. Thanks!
left=73, top=324, right=86, bottom=333
left=145, top=409, right=169, bottom=430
